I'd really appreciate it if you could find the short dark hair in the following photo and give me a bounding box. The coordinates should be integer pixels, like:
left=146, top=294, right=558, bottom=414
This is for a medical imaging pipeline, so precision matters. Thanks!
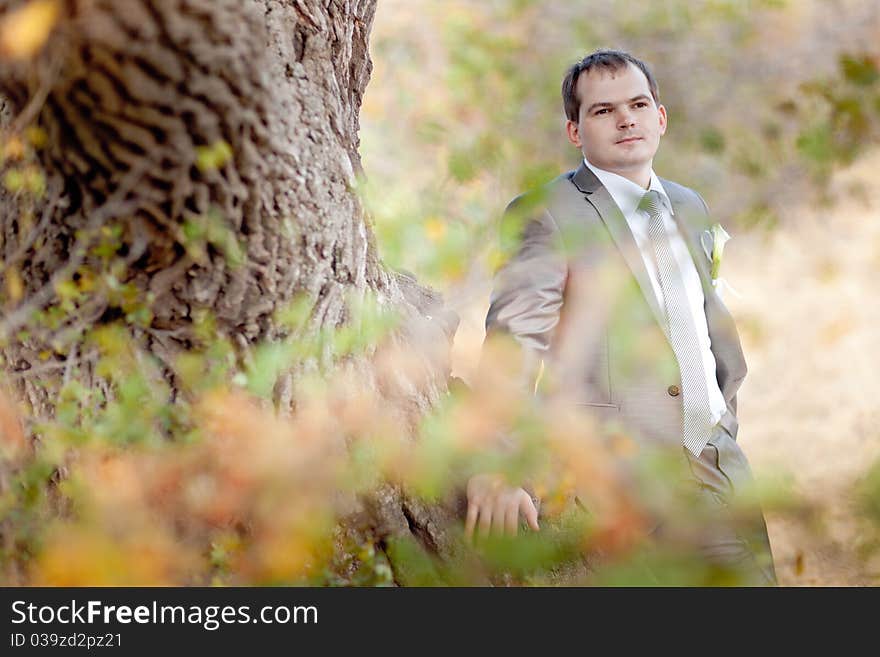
left=561, top=49, right=660, bottom=122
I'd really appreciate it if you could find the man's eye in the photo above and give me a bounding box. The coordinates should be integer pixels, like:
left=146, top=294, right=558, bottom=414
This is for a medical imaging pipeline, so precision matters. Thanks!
left=634, top=102, right=648, bottom=108
left=595, top=109, right=609, bottom=115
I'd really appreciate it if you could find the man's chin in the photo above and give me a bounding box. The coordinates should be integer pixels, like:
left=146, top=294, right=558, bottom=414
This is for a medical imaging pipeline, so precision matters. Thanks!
left=595, top=158, right=653, bottom=173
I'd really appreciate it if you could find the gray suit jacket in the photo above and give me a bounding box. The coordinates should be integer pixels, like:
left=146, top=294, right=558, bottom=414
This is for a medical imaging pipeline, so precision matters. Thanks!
left=485, top=162, right=747, bottom=452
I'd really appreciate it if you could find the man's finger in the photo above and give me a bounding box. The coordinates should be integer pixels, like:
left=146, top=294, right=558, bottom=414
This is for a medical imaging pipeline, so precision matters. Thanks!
left=478, top=504, right=493, bottom=541
left=492, top=494, right=510, bottom=537
left=505, top=498, right=520, bottom=536
left=519, top=492, right=540, bottom=531
left=465, top=502, right=479, bottom=542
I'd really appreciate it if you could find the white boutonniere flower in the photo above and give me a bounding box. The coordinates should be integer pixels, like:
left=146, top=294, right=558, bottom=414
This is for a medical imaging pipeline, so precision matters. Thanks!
left=700, top=223, right=740, bottom=299
left=700, top=223, right=731, bottom=283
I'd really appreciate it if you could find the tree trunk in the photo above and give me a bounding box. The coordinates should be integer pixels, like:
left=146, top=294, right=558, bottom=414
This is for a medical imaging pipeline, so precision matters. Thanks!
left=0, top=0, right=464, bottom=584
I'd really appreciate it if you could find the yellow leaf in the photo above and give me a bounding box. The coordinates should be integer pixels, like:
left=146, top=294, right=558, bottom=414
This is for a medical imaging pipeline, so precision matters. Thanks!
left=24, top=166, right=45, bottom=196
left=485, top=245, right=506, bottom=273
left=3, top=168, right=24, bottom=191
left=423, top=217, right=447, bottom=242
left=4, top=266, right=23, bottom=303
left=76, top=269, right=96, bottom=293
left=24, top=125, right=47, bottom=148
left=195, top=140, right=233, bottom=171
left=0, top=0, right=60, bottom=61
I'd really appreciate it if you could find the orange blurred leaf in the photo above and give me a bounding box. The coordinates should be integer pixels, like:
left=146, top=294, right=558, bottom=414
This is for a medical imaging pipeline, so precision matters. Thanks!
left=33, top=526, right=189, bottom=586
left=0, top=392, right=27, bottom=460
left=2, top=135, right=25, bottom=160
left=795, top=551, right=805, bottom=576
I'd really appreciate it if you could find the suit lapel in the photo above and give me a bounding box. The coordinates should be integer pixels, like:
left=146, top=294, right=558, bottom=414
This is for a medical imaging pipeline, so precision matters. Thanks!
left=570, top=163, right=670, bottom=336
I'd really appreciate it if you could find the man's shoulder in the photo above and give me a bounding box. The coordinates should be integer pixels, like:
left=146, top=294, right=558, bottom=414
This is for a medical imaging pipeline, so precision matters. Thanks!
left=659, top=177, right=710, bottom=215
left=504, top=170, right=577, bottom=214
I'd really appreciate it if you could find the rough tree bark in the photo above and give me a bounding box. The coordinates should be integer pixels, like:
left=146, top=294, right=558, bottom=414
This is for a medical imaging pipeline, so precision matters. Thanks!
left=0, top=0, right=467, bottom=584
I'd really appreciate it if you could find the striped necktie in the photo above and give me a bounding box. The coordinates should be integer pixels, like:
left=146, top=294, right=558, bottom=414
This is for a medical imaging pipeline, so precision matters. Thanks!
left=641, top=190, right=714, bottom=457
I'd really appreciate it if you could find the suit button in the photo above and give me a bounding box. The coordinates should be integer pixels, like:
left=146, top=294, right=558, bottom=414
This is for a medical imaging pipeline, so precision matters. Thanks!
left=667, top=385, right=680, bottom=397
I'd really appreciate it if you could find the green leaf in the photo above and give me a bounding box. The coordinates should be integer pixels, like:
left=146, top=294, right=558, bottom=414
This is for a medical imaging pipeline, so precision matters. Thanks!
left=795, top=124, right=833, bottom=164
left=840, top=54, right=879, bottom=87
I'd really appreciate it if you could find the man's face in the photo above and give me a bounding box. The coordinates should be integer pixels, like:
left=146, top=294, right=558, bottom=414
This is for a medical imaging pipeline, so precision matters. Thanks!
left=566, top=62, right=667, bottom=182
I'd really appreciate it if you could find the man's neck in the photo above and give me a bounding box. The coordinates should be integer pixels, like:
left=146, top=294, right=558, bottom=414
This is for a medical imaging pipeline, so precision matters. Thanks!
left=609, top=167, right=651, bottom=189
left=585, top=158, right=652, bottom=189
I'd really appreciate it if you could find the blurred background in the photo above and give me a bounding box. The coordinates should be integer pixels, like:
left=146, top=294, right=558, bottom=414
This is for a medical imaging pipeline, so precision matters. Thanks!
left=361, top=0, right=880, bottom=585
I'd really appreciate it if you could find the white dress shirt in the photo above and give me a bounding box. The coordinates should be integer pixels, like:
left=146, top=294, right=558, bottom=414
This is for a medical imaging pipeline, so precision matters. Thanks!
left=583, top=159, right=727, bottom=423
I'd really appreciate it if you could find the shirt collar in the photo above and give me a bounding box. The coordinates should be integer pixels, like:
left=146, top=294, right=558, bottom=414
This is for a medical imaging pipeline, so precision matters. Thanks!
left=583, top=158, right=673, bottom=218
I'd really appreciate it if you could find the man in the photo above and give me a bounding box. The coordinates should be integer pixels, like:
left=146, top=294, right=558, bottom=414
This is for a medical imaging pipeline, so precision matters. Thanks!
left=465, top=49, right=776, bottom=585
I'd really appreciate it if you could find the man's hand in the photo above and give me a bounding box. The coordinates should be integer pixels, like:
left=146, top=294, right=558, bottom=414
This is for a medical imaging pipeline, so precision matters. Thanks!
left=465, top=473, right=540, bottom=541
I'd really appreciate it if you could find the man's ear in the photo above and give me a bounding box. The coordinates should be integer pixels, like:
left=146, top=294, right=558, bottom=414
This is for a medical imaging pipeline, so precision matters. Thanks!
left=657, top=104, right=668, bottom=136
left=565, top=119, right=581, bottom=148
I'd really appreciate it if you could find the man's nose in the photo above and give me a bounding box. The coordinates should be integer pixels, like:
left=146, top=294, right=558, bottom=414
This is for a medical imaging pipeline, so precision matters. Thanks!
left=617, top=109, right=636, bottom=129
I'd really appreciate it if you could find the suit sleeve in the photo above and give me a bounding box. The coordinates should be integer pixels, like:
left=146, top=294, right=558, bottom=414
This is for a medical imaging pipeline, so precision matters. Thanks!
left=483, top=200, right=568, bottom=394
